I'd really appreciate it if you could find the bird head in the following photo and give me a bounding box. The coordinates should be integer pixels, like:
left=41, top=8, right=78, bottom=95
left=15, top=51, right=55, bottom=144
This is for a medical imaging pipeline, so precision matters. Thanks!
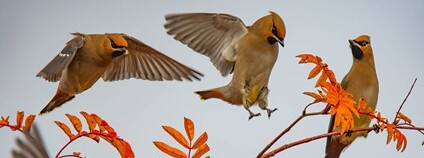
left=106, top=33, right=129, bottom=58
left=349, top=35, right=373, bottom=60
left=250, top=11, right=286, bottom=47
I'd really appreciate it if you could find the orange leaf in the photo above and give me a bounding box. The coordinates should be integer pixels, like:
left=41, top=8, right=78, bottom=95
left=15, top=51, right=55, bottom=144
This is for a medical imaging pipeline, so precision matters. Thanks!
left=87, top=133, right=100, bottom=143
left=54, top=121, right=75, bottom=139
left=112, top=138, right=126, bottom=158
left=324, top=69, right=337, bottom=85
left=192, top=132, right=208, bottom=149
left=73, top=152, right=81, bottom=157
left=315, top=72, right=328, bottom=87
left=0, top=116, right=10, bottom=128
left=153, top=141, right=186, bottom=158
left=16, top=111, right=24, bottom=129
left=22, top=115, right=36, bottom=132
left=101, top=120, right=117, bottom=137
left=192, top=143, right=210, bottom=158
left=397, top=112, right=412, bottom=124
left=162, top=126, right=189, bottom=149
left=66, top=114, right=82, bottom=133
left=184, top=117, right=195, bottom=141
left=308, top=65, right=322, bottom=79
left=91, top=114, right=106, bottom=133
left=80, top=111, right=97, bottom=132
left=303, top=92, right=323, bottom=101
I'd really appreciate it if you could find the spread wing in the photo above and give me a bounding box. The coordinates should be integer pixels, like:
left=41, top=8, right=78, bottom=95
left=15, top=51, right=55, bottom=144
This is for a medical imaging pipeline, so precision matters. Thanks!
left=12, top=124, right=50, bottom=158
left=164, top=13, right=248, bottom=76
left=36, top=35, right=84, bottom=82
left=102, top=34, right=203, bottom=82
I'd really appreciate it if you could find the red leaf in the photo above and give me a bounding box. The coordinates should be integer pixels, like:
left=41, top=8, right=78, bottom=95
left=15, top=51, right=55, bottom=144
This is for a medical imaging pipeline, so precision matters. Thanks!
left=91, top=113, right=106, bottom=133
left=66, top=114, right=82, bottom=133
left=87, top=134, right=100, bottom=143
left=315, top=72, right=328, bottom=87
left=192, top=132, right=208, bottom=149
left=54, top=121, right=75, bottom=139
left=153, top=141, right=186, bottom=158
left=162, top=126, right=189, bottom=149
left=184, top=117, right=195, bottom=141
left=0, top=116, right=10, bottom=128
left=22, top=115, right=36, bottom=132
left=192, top=143, right=210, bottom=158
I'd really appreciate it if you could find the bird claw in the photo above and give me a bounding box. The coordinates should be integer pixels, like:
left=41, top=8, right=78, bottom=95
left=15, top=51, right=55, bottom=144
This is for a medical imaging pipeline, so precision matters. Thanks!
left=345, top=129, right=353, bottom=137
left=373, top=124, right=380, bottom=134
left=248, top=112, right=261, bottom=120
left=266, top=108, right=278, bottom=118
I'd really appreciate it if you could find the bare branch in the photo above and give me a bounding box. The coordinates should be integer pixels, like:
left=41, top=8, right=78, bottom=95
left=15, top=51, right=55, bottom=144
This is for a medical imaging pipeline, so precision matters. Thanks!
left=393, top=78, right=417, bottom=123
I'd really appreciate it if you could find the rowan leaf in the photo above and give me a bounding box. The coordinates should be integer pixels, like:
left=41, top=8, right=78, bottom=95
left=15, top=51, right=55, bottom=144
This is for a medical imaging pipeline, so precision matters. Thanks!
left=73, top=152, right=81, bottom=157
left=16, top=111, right=24, bottom=129
left=0, top=116, right=10, bottom=128
left=101, top=120, right=117, bottom=137
left=184, top=117, right=195, bottom=141
left=54, top=121, right=75, bottom=139
left=80, top=111, right=97, bottom=132
left=192, top=143, right=210, bottom=158
left=386, top=125, right=394, bottom=144
left=91, top=114, right=106, bottom=133
left=163, top=126, right=189, bottom=149
left=122, top=140, right=135, bottom=158
left=65, top=114, right=82, bottom=133
left=22, top=114, right=36, bottom=132
left=303, top=91, right=323, bottom=102
left=87, top=133, right=100, bottom=143
left=308, top=65, right=322, bottom=79
left=397, top=112, right=412, bottom=124
left=153, top=141, right=186, bottom=158
left=192, top=132, right=208, bottom=149
left=315, top=72, right=328, bottom=87
left=112, top=138, right=126, bottom=158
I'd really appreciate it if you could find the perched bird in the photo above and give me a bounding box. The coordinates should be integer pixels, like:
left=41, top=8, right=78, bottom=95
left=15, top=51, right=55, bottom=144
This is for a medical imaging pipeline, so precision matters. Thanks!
left=325, top=35, right=379, bottom=158
left=37, top=33, right=203, bottom=114
left=164, top=11, right=286, bottom=120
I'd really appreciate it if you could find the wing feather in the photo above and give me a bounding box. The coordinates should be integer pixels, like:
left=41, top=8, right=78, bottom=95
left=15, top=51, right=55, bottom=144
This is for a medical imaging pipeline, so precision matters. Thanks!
left=102, top=34, right=203, bottom=82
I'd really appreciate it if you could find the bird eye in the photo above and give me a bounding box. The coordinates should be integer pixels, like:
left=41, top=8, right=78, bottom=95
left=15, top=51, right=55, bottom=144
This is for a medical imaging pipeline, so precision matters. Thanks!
left=359, top=42, right=368, bottom=47
left=272, top=26, right=277, bottom=36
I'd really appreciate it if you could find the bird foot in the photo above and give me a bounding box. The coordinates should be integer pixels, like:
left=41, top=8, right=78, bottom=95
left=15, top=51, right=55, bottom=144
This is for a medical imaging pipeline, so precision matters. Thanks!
left=266, top=108, right=278, bottom=118
left=345, top=129, right=353, bottom=137
left=372, top=124, right=380, bottom=134
left=248, top=112, right=261, bottom=120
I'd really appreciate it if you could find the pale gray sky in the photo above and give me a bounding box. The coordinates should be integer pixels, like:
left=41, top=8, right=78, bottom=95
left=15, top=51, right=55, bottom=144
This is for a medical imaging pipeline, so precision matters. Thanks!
left=1, top=1, right=423, bottom=158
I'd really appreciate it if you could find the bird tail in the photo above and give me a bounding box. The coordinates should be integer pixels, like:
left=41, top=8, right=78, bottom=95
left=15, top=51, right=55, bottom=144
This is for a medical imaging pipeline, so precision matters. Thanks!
left=325, top=137, right=348, bottom=158
left=195, top=86, right=237, bottom=104
left=39, top=89, right=75, bottom=115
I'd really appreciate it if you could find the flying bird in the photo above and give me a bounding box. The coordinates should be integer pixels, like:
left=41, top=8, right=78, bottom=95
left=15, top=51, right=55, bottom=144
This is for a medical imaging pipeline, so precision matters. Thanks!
left=37, top=33, right=203, bottom=114
left=164, top=11, right=286, bottom=120
left=325, top=35, right=379, bottom=158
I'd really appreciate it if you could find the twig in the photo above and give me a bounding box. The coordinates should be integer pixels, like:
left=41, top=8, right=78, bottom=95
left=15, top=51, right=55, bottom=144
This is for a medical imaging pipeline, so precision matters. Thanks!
left=260, top=125, right=424, bottom=158
left=256, top=110, right=325, bottom=157
left=393, top=78, right=417, bottom=123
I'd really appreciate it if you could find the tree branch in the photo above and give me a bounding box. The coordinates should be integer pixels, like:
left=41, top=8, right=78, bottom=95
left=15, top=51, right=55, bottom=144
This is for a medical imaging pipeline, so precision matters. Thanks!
left=393, top=78, right=417, bottom=123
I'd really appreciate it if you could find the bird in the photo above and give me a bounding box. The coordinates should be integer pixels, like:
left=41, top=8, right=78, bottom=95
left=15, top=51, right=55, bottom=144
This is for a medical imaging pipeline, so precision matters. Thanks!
left=37, top=32, right=203, bottom=114
left=164, top=11, right=286, bottom=120
left=325, top=35, right=379, bottom=158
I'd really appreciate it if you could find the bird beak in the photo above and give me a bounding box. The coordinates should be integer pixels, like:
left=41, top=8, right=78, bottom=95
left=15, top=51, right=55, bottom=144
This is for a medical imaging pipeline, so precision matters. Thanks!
left=348, top=39, right=354, bottom=45
left=112, top=47, right=128, bottom=58
left=277, top=37, right=284, bottom=47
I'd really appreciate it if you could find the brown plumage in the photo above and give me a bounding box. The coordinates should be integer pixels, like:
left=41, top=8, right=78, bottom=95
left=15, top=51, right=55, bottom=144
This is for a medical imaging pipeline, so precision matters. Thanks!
left=325, top=35, right=379, bottom=158
left=37, top=33, right=203, bottom=114
left=164, top=11, right=286, bottom=120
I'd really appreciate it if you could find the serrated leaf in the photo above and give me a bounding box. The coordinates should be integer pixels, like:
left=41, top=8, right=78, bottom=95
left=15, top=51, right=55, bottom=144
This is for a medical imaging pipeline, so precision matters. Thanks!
left=303, top=91, right=323, bottom=101
left=122, top=140, right=135, bottom=158
left=65, top=114, right=82, bottom=133
left=308, top=65, right=322, bottom=79
left=153, top=141, right=186, bottom=158
left=162, top=126, right=189, bottom=149
left=91, top=114, right=106, bottom=133
left=397, top=112, right=412, bottom=124
left=101, top=120, right=117, bottom=137
left=54, top=121, right=75, bottom=139
left=184, top=117, right=195, bottom=141
left=80, top=111, right=97, bottom=132
left=112, top=138, right=126, bottom=158
left=22, top=114, right=36, bottom=132
left=192, top=132, right=208, bottom=149
left=315, top=72, right=328, bottom=87
left=192, top=143, right=210, bottom=158
left=87, top=134, right=100, bottom=143
left=16, top=111, right=24, bottom=129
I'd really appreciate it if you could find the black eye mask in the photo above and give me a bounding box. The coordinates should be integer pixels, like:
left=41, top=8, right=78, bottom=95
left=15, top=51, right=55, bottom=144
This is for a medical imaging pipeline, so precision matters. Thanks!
left=350, top=44, right=363, bottom=60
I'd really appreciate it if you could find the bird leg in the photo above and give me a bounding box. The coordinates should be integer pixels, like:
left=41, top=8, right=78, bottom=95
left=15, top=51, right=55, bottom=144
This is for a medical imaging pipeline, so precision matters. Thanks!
left=243, top=80, right=261, bottom=120
left=258, top=86, right=277, bottom=118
